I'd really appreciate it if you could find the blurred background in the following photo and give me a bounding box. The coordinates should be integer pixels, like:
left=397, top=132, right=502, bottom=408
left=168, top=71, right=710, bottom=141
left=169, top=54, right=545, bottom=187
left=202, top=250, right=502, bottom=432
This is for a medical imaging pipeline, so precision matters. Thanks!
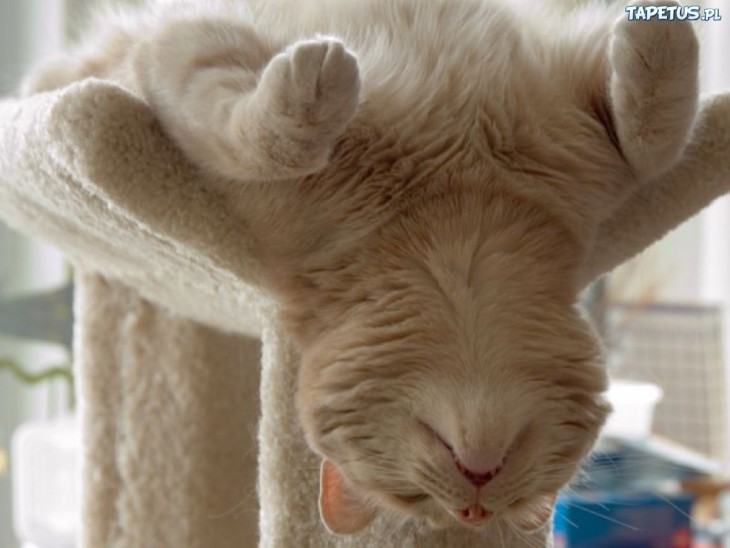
left=0, top=2, right=138, bottom=547
left=0, top=0, right=729, bottom=547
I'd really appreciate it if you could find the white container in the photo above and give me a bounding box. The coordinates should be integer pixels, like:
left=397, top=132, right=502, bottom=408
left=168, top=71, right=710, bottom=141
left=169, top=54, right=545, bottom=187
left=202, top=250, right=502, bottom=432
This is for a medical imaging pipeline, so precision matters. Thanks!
left=12, top=414, right=78, bottom=548
left=602, top=380, right=663, bottom=440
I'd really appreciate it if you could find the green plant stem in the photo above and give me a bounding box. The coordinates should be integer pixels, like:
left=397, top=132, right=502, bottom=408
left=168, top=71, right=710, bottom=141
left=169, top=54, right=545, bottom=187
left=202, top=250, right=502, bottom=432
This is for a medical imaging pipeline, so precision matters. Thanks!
left=0, top=358, right=75, bottom=409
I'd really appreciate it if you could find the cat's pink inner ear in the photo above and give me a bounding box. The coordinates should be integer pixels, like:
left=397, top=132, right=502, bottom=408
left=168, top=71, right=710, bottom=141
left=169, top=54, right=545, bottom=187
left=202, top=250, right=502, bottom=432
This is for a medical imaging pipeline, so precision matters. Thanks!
left=319, top=459, right=377, bottom=535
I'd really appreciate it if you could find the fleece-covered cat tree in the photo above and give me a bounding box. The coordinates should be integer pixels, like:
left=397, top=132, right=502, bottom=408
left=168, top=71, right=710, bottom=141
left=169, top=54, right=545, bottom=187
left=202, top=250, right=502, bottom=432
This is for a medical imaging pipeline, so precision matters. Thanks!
left=0, top=80, right=729, bottom=547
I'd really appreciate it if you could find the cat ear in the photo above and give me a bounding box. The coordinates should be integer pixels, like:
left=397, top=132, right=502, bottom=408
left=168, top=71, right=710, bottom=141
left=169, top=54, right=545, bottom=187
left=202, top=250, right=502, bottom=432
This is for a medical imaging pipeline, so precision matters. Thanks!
left=318, top=459, right=377, bottom=535
left=511, top=494, right=557, bottom=533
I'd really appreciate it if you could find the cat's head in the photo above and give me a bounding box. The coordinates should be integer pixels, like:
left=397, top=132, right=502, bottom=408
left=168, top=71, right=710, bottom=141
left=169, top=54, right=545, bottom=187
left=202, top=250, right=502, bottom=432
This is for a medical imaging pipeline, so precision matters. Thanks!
left=288, top=199, right=610, bottom=535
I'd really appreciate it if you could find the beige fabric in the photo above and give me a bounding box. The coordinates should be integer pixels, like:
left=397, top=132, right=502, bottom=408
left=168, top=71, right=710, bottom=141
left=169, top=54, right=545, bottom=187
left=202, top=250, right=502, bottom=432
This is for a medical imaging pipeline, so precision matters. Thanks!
left=581, top=92, right=730, bottom=284
left=0, top=81, right=265, bottom=336
left=0, top=79, right=728, bottom=547
left=75, top=271, right=260, bottom=547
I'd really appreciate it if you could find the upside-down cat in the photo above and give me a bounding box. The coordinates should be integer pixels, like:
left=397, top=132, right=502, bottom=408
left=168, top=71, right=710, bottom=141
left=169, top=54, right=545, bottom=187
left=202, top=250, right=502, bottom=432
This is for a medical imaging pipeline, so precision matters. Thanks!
left=23, top=0, right=698, bottom=537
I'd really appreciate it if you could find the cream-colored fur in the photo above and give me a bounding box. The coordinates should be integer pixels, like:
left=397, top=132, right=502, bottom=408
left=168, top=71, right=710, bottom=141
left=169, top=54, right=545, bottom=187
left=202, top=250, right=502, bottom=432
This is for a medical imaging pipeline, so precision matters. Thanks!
left=21, top=0, right=700, bottom=536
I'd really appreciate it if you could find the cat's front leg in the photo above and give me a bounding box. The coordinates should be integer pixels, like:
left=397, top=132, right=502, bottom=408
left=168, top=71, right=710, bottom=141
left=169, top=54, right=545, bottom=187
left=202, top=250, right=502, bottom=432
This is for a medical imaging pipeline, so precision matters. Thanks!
left=609, top=0, right=699, bottom=181
left=250, top=38, right=361, bottom=178
left=135, top=21, right=360, bottom=182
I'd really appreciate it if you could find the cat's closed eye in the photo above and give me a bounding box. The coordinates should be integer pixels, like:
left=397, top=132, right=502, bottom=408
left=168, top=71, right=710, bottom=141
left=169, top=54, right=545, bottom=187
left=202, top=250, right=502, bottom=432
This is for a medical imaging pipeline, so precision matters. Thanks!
left=393, top=492, right=430, bottom=504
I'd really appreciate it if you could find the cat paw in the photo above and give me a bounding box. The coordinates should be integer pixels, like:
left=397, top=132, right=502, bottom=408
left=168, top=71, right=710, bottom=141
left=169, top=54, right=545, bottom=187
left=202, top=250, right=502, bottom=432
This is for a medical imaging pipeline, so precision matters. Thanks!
left=611, top=0, right=698, bottom=82
left=609, top=0, right=699, bottom=180
left=259, top=37, right=361, bottom=139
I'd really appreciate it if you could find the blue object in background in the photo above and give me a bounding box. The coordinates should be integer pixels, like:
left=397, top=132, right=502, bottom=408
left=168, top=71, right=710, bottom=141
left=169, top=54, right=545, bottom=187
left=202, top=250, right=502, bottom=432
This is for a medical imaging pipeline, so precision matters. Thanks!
left=554, top=490, right=693, bottom=548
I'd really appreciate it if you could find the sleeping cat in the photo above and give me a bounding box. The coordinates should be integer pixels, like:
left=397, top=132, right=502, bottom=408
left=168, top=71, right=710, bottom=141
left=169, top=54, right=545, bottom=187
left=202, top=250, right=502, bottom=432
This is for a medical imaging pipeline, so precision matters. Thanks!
left=23, top=0, right=699, bottom=537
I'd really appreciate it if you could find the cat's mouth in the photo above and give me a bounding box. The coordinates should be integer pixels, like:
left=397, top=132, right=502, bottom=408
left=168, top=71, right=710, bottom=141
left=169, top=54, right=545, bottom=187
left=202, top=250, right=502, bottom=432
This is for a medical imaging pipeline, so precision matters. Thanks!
left=436, top=494, right=556, bottom=531
left=449, top=504, right=494, bottom=526
left=445, top=494, right=556, bottom=531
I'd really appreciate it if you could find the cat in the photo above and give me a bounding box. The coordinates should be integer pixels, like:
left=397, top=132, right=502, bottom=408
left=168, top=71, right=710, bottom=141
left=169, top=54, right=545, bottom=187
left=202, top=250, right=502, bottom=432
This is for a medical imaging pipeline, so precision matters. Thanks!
left=22, top=0, right=699, bottom=537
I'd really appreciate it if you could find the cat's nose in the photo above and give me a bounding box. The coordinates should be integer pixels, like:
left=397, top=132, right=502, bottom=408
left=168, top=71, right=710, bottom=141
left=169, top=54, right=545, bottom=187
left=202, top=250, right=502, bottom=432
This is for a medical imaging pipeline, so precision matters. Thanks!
left=455, top=458, right=504, bottom=487
left=454, top=450, right=505, bottom=487
left=421, top=421, right=507, bottom=487
left=451, top=504, right=493, bottom=524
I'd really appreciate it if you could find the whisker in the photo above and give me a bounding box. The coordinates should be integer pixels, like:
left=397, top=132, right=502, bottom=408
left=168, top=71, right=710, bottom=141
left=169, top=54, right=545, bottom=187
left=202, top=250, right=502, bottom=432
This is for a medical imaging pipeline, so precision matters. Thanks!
left=496, top=518, right=507, bottom=548
left=569, top=502, right=640, bottom=531
left=647, top=488, right=696, bottom=526
left=554, top=509, right=579, bottom=529
left=208, top=493, right=258, bottom=520
left=503, top=517, right=547, bottom=548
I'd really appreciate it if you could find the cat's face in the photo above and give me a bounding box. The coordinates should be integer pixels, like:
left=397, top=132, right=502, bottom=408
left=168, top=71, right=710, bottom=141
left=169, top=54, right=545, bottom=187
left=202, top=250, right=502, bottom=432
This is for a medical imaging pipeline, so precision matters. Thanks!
left=292, top=221, right=610, bottom=534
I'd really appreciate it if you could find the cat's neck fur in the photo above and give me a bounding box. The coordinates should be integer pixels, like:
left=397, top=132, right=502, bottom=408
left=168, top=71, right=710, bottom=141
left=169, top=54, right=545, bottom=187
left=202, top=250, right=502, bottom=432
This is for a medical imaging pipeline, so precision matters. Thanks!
left=277, top=188, right=582, bottom=349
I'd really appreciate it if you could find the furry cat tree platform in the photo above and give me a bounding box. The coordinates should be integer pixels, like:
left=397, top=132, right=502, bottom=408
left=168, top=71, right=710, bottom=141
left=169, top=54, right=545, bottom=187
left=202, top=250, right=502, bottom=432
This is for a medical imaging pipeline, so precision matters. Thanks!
left=1, top=80, right=729, bottom=547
